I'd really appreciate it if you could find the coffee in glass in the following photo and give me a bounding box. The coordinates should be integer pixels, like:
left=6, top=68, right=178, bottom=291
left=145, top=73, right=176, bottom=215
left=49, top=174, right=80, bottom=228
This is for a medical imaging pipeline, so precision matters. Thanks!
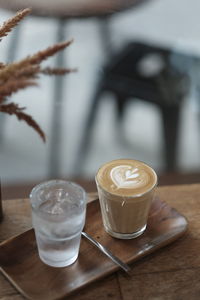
left=96, top=159, right=157, bottom=239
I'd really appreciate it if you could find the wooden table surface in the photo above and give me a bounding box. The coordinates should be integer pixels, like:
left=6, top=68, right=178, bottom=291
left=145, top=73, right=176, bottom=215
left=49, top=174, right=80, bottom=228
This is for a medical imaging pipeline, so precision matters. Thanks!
left=1, top=183, right=200, bottom=299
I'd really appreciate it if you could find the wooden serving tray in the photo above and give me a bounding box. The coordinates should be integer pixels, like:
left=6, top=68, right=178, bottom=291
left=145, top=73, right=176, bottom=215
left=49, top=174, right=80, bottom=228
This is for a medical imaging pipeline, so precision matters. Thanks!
left=0, top=197, right=187, bottom=300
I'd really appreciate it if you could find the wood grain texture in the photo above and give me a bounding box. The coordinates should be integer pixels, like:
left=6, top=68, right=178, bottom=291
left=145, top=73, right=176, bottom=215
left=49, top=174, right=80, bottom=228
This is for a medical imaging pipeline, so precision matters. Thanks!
left=0, top=184, right=200, bottom=299
left=118, top=184, right=200, bottom=300
left=0, top=189, right=188, bottom=300
left=0, top=199, right=32, bottom=243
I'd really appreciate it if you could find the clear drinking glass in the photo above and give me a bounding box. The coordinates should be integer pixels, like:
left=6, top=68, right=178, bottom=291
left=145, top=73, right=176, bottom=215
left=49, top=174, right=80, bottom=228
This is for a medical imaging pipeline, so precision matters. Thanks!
left=95, top=159, right=157, bottom=239
left=30, top=180, right=87, bottom=267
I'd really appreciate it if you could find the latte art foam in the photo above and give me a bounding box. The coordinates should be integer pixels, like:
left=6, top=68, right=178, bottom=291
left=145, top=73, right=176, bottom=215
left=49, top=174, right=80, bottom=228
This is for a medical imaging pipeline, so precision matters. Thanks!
left=110, top=165, right=149, bottom=190
left=96, top=159, right=157, bottom=197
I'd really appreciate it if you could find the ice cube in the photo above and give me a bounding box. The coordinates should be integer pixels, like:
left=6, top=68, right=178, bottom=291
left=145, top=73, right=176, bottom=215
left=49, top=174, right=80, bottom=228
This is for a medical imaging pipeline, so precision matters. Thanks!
left=39, top=199, right=63, bottom=215
left=50, top=203, right=64, bottom=215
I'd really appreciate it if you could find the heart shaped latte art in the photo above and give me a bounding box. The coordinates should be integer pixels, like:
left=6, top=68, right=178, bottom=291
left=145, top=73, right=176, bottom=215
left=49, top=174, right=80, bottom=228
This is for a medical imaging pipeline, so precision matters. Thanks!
left=110, top=165, right=143, bottom=189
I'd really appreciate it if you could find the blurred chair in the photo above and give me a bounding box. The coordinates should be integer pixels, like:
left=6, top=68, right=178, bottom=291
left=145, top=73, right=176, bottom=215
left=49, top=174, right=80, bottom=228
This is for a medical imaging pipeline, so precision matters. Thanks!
left=0, top=0, right=117, bottom=177
left=75, top=41, right=192, bottom=174
left=0, top=1, right=165, bottom=180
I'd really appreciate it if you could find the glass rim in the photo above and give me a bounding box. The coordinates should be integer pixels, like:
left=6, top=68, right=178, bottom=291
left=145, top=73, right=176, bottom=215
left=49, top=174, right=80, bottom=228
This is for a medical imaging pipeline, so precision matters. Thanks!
left=29, top=179, right=87, bottom=214
left=95, top=158, right=158, bottom=198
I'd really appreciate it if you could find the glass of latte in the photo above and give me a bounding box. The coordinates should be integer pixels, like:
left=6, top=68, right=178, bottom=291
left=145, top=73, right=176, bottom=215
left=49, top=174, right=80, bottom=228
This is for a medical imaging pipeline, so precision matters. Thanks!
left=96, top=159, right=157, bottom=239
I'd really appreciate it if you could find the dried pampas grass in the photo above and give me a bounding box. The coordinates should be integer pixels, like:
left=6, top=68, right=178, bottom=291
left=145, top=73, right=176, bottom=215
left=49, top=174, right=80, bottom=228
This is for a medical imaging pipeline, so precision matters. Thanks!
left=0, top=8, right=75, bottom=141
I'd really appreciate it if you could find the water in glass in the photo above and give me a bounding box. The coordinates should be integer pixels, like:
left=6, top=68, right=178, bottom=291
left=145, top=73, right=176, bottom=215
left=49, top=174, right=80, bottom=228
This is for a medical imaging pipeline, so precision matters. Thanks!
left=30, top=180, right=86, bottom=267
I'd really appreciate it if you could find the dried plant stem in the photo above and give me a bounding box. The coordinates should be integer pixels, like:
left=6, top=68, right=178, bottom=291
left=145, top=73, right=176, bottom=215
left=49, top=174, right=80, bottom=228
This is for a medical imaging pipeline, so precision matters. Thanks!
left=27, top=40, right=73, bottom=65
left=12, top=65, right=40, bottom=78
left=0, top=40, right=73, bottom=83
left=0, top=8, right=75, bottom=141
left=0, top=79, right=37, bottom=100
left=41, top=67, right=77, bottom=76
left=0, top=103, right=46, bottom=142
left=0, top=8, right=31, bottom=39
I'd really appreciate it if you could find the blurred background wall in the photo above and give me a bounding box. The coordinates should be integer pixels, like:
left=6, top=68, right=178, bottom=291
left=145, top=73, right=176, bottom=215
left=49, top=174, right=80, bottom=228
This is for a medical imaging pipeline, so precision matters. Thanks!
left=1, top=0, right=200, bottom=184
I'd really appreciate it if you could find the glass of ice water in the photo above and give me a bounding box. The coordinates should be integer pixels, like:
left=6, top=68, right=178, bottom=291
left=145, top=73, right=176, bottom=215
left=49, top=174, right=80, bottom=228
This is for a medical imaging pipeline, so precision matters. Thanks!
left=29, top=180, right=87, bottom=268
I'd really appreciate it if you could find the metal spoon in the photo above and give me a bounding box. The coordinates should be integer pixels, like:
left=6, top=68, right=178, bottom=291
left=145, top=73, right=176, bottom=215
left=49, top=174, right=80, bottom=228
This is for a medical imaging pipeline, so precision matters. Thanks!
left=82, top=231, right=131, bottom=274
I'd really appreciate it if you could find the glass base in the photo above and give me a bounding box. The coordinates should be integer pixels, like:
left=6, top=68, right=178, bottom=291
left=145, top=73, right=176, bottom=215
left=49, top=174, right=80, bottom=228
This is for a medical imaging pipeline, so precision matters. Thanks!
left=105, top=224, right=147, bottom=239
left=39, top=253, right=78, bottom=268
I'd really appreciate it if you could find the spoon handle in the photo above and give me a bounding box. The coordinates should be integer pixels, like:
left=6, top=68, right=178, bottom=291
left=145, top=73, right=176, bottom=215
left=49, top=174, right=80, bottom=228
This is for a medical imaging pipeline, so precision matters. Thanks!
left=82, top=231, right=131, bottom=274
